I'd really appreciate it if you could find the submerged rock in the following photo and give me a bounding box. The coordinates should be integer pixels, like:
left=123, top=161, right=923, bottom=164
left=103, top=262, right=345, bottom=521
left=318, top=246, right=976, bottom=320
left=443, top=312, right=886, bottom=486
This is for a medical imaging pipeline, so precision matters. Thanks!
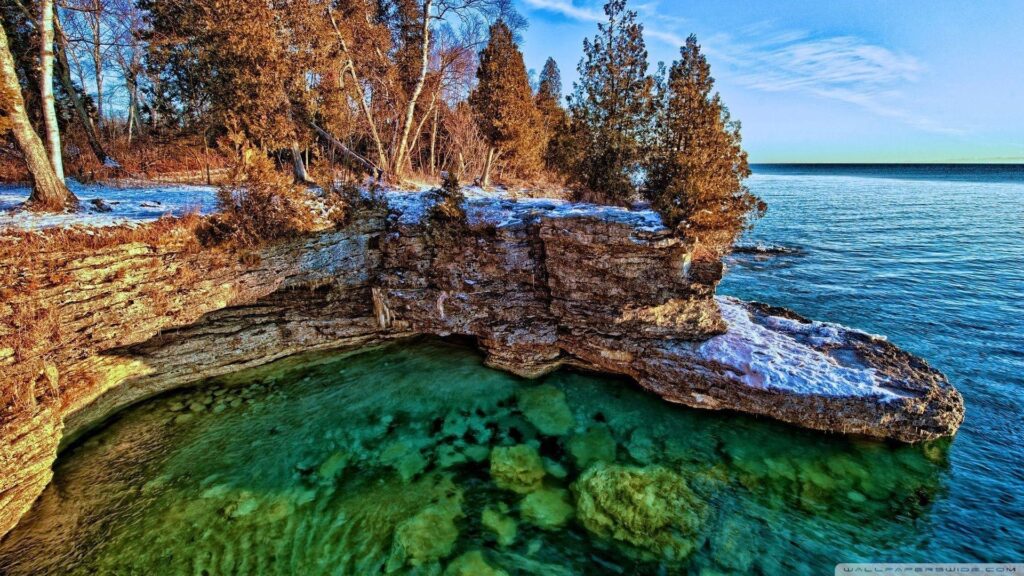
left=316, top=451, right=349, bottom=483
left=380, top=441, right=429, bottom=482
left=481, top=505, right=517, bottom=547
left=517, top=385, right=575, bottom=436
left=444, top=551, right=508, bottom=576
left=490, top=445, right=546, bottom=494
left=573, top=463, right=706, bottom=562
left=520, top=488, right=574, bottom=530
left=568, top=425, right=617, bottom=469
left=389, top=490, right=464, bottom=569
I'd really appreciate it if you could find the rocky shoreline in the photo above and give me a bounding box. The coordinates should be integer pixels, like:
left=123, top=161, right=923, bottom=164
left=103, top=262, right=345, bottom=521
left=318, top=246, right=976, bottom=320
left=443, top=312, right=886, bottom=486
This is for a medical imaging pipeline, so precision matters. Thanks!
left=0, top=188, right=964, bottom=538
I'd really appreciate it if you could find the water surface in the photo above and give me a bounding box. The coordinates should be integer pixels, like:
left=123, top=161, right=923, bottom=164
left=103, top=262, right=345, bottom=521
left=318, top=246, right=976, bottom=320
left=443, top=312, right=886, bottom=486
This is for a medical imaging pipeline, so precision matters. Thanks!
left=0, top=341, right=957, bottom=575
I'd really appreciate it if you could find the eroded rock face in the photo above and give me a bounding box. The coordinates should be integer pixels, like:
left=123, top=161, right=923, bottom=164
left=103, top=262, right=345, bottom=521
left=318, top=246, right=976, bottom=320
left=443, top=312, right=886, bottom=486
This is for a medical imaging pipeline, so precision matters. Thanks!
left=0, top=192, right=963, bottom=538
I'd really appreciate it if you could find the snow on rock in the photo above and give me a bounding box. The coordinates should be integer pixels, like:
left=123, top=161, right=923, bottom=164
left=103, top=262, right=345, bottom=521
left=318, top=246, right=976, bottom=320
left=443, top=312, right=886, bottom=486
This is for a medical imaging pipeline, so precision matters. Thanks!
left=1, top=181, right=664, bottom=235
left=698, top=296, right=905, bottom=400
left=0, top=181, right=217, bottom=230
left=383, top=186, right=667, bottom=232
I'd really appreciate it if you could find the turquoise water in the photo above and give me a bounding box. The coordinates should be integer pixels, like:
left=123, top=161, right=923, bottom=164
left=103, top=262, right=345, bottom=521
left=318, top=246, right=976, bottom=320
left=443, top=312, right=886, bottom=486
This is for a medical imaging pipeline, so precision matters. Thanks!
left=727, top=165, right=1024, bottom=560
left=1, top=165, right=1021, bottom=574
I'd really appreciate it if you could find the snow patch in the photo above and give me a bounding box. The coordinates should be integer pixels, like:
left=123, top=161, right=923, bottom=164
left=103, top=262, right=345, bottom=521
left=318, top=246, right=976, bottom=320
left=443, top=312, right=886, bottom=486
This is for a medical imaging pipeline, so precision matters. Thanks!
left=0, top=180, right=217, bottom=230
left=698, top=296, right=902, bottom=400
left=382, top=186, right=666, bottom=232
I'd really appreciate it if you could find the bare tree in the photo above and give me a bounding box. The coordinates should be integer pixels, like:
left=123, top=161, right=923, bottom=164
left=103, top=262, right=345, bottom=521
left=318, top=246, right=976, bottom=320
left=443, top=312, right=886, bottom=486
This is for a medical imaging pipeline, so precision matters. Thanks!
left=54, top=10, right=117, bottom=166
left=38, top=0, right=65, bottom=181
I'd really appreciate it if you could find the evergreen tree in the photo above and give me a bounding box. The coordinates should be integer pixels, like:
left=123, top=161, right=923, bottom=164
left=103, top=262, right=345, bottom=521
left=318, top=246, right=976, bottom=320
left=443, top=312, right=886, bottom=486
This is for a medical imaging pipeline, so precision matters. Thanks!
left=535, top=57, right=572, bottom=175
left=469, top=20, right=544, bottom=186
left=644, top=35, right=764, bottom=247
left=141, top=0, right=295, bottom=147
left=537, top=57, right=561, bottom=103
left=568, top=0, right=653, bottom=204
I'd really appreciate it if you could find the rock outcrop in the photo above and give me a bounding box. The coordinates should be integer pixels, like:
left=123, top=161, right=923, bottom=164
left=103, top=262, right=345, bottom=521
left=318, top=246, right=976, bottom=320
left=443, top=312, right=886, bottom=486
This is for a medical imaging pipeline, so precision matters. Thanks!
left=0, top=190, right=964, bottom=538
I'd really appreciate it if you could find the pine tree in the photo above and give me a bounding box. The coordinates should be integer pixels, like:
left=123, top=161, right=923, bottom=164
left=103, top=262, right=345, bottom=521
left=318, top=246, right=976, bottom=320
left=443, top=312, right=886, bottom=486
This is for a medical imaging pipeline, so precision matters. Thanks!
left=535, top=57, right=572, bottom=175
left=644, top=35, right=764, bottom=248
left=568, top=0, right=653, bottom=204
left=141, top=0, right=295, bottom=148
left=537, top=57, right=561, bottom=104
left=469, top=20, right=544, bottom=186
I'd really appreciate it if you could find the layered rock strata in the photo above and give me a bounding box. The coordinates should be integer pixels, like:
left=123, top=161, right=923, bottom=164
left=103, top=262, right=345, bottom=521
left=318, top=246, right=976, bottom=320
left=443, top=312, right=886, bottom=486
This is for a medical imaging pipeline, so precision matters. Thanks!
left=0, top=191, right=964, bottom=538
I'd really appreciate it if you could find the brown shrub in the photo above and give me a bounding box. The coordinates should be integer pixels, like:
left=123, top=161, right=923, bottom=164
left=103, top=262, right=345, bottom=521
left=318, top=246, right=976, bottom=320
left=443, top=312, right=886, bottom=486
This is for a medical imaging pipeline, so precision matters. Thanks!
left=209, top=148, right=321, bottom=248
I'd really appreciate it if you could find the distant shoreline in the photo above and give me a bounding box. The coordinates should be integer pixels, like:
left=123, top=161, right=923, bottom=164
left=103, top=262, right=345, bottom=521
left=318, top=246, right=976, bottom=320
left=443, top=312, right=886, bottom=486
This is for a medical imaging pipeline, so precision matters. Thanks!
left=748, top=163, right=1024, bottom=183
left=751, top=162, right=1024, bottom=166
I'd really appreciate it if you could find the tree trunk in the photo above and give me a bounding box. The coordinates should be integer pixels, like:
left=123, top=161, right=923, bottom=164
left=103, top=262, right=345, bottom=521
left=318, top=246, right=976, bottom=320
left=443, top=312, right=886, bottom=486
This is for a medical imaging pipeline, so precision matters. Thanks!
left=291, top=141, right=314, bottom=184
left=38, top=0, right=64, bottom=182
left=405, top=93, right=435, bottom=172
left=90, top=0, right=103, bottom=127
left=1, top=22, right=76, bottom=210
left=53, top=12, right=118, bottom=168
left=327, top=6, right=389, bottom=173
left=392, top=0, right=432, bottom=178
left=482, top=147, right=496, bottom=188
left=429, top=106, right=439, bottom=175
left=310, top=122, right=382, bottom=180
left=126, top=89, right=135, bottom=144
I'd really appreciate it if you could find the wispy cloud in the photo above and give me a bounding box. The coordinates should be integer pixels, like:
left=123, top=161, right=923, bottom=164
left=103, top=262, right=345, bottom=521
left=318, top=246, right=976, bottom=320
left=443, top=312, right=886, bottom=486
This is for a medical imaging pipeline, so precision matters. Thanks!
left=707, top=29, right=963, bottom=134
left=520, top=1, right=960, bottom=134
left=521, top=0, right=602, bottom=22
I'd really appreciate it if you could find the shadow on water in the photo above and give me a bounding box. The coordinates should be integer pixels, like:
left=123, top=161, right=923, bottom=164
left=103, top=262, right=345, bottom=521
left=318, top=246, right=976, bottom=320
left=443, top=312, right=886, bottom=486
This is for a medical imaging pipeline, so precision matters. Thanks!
left=0, top=339, right=952, bottom=575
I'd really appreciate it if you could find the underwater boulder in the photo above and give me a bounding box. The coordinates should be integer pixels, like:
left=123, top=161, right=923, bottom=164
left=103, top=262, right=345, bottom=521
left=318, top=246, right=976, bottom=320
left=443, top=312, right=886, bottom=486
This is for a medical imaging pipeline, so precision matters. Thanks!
left=489, top=445, right=546, bottom=494
left=517, top=385, right=575, bottom=436
left=388, top=496, right=464, bottom=569
left=573, top=463, right=706, bottom=561
left=482, top=505, right=517, bottom=547
left=444, top=551, right=509, bottom=576
left=568, top=425, right=617, bottom=469
left=520, top=488, right=574, bottom=530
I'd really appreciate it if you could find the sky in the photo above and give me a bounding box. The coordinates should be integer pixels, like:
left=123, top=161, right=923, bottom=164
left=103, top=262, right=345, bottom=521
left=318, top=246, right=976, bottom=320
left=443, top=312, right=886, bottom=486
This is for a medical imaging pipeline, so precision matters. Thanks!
left=515, top=0, right=1024, bottom=163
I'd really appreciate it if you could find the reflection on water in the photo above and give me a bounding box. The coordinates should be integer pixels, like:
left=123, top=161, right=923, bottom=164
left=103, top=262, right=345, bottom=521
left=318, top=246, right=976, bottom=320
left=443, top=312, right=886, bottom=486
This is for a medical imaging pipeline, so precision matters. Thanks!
left=0, top=340, right=952, bottom=575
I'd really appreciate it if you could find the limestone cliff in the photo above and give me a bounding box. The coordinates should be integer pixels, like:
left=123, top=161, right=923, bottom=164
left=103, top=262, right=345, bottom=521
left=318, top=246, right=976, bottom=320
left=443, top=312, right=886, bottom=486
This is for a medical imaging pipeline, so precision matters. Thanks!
left=0, top=191, right=964, bottom=538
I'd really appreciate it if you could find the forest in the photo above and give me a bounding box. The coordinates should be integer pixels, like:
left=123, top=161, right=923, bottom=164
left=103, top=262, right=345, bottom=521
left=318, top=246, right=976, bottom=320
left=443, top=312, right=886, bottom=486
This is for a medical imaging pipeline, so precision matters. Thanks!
left=1, top=0, right=764, bottom=246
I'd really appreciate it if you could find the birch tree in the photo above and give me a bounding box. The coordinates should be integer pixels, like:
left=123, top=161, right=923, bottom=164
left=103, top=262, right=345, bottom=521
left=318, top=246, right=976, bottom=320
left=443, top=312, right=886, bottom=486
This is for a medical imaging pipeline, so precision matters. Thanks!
left=0, top=14, right=77, bottom=210
left=37, top=0, right=64, bottom=181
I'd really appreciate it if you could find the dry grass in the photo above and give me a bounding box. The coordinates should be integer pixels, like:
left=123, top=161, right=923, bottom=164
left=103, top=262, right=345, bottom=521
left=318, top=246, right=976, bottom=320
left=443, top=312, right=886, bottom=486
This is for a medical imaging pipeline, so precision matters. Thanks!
left=0, top=212, right=204, bottom=281
left=0, top=129, right=231, bottom=184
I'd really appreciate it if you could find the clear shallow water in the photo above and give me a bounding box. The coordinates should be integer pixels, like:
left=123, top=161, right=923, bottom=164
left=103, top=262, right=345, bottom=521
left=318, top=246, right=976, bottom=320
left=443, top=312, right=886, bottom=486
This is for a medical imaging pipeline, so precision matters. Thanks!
left=0, top=341, right=957, bottom=575
left=1, top=165, right=1022, bottom=574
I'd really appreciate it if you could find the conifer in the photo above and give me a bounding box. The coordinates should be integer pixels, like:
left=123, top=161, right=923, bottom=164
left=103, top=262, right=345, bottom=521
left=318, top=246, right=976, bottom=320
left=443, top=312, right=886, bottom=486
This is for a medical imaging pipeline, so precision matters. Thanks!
left=568, top=0, right=653, bottom=204
left=535, top=57, right=573, bottom=175
left=469, top=20, right=545, bottom=186
left=644, top=35, right=765, bottom=248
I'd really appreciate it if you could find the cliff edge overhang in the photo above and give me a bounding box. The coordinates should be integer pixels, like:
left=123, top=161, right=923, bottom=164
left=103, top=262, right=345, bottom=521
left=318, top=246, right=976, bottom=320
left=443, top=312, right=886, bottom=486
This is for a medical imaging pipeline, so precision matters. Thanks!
left=0, top=189, right=964, bottom=538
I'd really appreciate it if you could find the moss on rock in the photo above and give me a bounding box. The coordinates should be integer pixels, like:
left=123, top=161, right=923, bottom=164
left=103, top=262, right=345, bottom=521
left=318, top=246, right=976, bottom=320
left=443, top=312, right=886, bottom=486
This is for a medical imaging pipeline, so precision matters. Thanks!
left=520, top=488, right=574, bottom=530
left=490, top=444, right=545, bottom=494
left=573, top=463, right=706, bottom=561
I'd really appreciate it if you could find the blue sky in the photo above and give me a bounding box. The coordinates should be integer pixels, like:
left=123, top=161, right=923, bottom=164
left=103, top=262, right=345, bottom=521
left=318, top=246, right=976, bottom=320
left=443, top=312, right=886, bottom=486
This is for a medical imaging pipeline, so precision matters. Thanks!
left=515, top=0, right=1024, bottom=163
